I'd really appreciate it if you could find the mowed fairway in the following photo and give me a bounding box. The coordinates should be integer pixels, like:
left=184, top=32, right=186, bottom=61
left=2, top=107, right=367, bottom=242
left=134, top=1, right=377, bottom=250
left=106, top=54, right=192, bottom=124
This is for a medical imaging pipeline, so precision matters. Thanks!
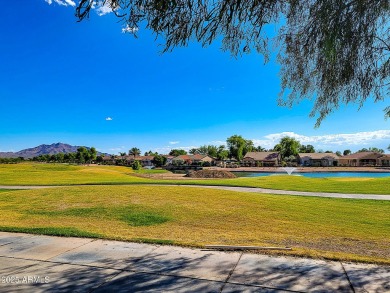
left=180, top=176, right=390, bottom=195
left=0, top=185, right=389, bottom=264
left=1, top=163, right=390, bottom=195
left=0, top=163, right=149, bottom=185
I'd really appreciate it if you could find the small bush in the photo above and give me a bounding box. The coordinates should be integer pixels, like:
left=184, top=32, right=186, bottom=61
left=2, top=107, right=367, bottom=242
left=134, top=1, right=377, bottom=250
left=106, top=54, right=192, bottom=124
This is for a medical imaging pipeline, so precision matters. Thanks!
left=132, top=160, right=142, bottom=170
left=185, top=170, right=236, bottom=178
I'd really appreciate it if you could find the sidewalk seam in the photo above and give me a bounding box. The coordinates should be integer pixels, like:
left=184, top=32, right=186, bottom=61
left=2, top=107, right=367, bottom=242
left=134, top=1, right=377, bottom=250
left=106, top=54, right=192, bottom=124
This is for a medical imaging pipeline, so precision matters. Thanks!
left=44, top=238, right=98, bottom=261
left=340, top=262, right=356, bottom=293
left=88, top=270, right=124, bottom=293
left=220, top=252, right=243, bottom=292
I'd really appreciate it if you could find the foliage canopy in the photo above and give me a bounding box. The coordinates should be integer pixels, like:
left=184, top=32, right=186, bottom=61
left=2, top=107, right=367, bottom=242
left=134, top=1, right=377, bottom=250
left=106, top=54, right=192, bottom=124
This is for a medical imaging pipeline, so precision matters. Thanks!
left=273, top=136, right=300, bottom=159
left=76, top=0, right=389, bottom=126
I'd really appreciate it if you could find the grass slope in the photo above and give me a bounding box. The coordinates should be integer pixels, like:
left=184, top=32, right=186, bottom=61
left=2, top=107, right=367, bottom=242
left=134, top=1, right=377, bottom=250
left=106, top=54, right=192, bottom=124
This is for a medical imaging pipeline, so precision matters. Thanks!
left=0, top=163, right=148, bottom=185
left=1, top=163, right=390, bottom=194
left=0, top=185, right=389, bottom=264
left=171, top=176, right=390, bottom=195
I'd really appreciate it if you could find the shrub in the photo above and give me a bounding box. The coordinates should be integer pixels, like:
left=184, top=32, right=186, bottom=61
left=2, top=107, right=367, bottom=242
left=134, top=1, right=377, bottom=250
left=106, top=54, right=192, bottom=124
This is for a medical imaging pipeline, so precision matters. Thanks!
left=256, top=161, right=263, bottom=167
left=132, top=160, right=142, bottom=170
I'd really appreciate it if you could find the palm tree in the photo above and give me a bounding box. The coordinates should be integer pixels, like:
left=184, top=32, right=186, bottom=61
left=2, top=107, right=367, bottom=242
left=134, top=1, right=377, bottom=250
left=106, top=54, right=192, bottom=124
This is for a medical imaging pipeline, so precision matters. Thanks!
left=128, top=147, right=141, bottom=158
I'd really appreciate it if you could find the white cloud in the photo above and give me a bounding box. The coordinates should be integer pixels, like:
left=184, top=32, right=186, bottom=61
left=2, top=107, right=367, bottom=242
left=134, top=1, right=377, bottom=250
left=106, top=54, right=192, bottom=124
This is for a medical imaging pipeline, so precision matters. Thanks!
left=44, top=0, right=110, bottom=13
left=109, top=146, right=125, bottom=152
left=209, top=140, right=226, bottom=146
left=64, top=0, right=76, bottom=6
left=105, top=117, right=113, bottom=121
left=153, top=147, right=172, bottom=154
left=0, top=149, right=15, bottom=152
left=169, top=141, right=179, bottom=145
left=176, top=146, right=199, bottom=152
left=252, top=130, right=390, bottom=151
left=122, top=25, right=139, bottom=34
left=153, top=145, right=199, bottom=154
left=95, top=1, right=113, bottom=16
left=45, top=0, right=76, bottom=7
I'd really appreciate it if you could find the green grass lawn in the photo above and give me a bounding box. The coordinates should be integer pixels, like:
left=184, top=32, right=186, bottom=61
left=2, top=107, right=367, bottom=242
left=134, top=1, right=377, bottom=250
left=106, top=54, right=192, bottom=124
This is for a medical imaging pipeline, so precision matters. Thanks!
left=1, top=163, right=390, bottom=195
left=171, top=176, right=390, bottom=195
left=0, top=163, right=148, bottom=185
left=0, top=185, right=388, bottom=264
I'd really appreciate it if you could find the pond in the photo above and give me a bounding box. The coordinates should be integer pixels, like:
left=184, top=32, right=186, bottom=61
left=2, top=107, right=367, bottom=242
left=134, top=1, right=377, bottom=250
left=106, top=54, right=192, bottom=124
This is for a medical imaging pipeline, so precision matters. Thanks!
left=232, top=172, right=390, bottom=178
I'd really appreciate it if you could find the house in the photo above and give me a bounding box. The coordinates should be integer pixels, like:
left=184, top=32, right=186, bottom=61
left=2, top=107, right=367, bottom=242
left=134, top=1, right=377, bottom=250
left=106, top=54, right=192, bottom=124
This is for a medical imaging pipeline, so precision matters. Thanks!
left=102, top=155, right=155, bottom=167
left=216, top=158, right=239, bottom=168
left=102, top=155, right=117, bottom=165
left=171, top=154, right=215, bottom=165
left=298, top=153, right=339, bottom=167
left=379, top=154, right=390, bottom=166
left=242, top=152, right=280, bottom=167
left=339, top=152, right=390, bottom=167
left=162, top=155, right=175, bottom=165
left=133, top=155, right=155, bottom=167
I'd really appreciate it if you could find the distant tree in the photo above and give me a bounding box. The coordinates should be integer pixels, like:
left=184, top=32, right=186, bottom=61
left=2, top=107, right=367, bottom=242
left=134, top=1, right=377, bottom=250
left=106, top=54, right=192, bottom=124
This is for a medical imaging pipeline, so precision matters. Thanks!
left=119, top=152, right=127, bottom=156
left=206, top=145, right=218, bottom=158
left=216, top=145, right=229, bottom=161
left=88, top=147, right=97, bottom=163
left=0, top=157, right=23, bottom=164
left=357, top=147, right=384, bottom=153
left=243, top=140, right=254, bottom=155
left=129, top=147, right=141, bottom=157
left=324, top=150, right=332, bottom=153
left=144, top=150, right=158, bottom=156
left=226, top=135, right=253, bottom=161
left=196, top=145, right=218, bottom=157
left=388, top=145, right=390, bottom=151
left=152, top=155, right=167, bottom=167
left=254, top=146, right=266, bottom=152
left=57, top=153, right=65, bottom=162
left=76, top=147, right=89, bottom=164
left=169, top=149, right=187, bottom=156
left=371, top=147, right=384, bottom=153
left=299, top=144, right=315, bottom=153
left=96, top=155, right=104, bottom=163
left=189, top=148, right=200, bottom=155
left=64, top=152, right=76, bottom=163
left=335, top=151, right=342, bottom=157
left=197, top=145, right=208, bottom=155
left=274, top=137, right=301, bottom=159
left=343, top=149, right=352, bottom=156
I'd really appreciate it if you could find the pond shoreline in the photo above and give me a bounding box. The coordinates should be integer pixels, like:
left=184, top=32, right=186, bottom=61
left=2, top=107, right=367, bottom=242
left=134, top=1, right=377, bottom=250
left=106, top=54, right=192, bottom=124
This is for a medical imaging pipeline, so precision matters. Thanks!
left=206, top=166, right=390, bottom=173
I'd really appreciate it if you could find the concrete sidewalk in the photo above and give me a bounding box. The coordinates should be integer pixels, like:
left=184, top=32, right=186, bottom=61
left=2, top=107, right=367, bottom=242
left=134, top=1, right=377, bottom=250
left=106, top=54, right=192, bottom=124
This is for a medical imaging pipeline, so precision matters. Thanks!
left=0, top=232, right=388, bottom=292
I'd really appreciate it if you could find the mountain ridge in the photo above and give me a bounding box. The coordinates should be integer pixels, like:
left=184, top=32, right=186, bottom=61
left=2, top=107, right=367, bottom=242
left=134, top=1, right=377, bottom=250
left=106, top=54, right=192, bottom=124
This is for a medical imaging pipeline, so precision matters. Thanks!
left=0, top=143, right=90, bottom=159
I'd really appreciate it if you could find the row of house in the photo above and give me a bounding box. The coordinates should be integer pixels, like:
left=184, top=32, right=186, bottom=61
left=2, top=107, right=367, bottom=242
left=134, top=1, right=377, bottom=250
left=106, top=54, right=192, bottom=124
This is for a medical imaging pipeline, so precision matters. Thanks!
left=242, top=151, right=390, bottom=167
left=102, top=151, right=390, bottom=168
left=101, top=154, right=214, bottom=167
left=339, top=152, right=390, bottom=167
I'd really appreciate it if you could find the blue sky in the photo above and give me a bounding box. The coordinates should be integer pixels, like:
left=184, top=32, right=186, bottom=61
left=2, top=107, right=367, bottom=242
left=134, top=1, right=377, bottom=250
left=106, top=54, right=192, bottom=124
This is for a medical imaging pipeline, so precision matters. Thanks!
left=0, top=1, right=389, bottom=154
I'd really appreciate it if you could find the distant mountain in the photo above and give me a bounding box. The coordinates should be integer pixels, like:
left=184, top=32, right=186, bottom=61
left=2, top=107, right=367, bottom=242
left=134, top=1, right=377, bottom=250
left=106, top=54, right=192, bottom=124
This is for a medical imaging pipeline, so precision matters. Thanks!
left=0, top=143, right=86, bottom=159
